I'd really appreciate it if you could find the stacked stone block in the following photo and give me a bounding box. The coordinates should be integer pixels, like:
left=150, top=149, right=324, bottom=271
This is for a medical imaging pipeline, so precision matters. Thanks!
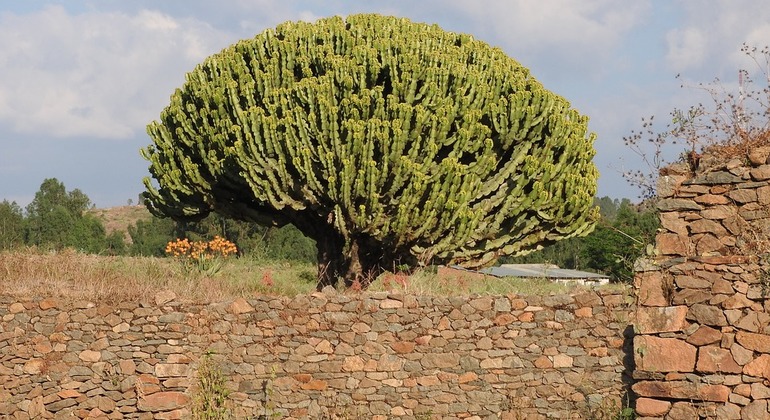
left=1, top=288, right=633, bottom=419
left=633, top=147, right=770, bottom=419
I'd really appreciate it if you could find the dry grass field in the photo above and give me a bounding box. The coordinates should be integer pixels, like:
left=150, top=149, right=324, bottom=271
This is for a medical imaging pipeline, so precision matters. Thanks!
left=0, top=247, right=619, bottom=304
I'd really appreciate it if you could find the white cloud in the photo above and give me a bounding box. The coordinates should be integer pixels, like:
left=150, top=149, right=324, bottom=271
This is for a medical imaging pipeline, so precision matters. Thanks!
left=666, top=1, right=770, bottom=75
left=665, top=27, right=707, bottom=71
left=0, top=5, right=231, bottom=139
left=441, top=0, right=652, bottom=77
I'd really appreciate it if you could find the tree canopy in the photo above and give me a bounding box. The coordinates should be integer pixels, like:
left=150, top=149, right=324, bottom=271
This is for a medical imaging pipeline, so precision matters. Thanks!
left=141, top=14, right=599, bottom=287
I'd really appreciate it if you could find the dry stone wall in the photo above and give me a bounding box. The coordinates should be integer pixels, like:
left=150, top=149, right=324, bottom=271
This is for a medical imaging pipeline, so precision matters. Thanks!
left=0, top=288, right=634, bottom=419
left=633, top=147, right=770, bottom=419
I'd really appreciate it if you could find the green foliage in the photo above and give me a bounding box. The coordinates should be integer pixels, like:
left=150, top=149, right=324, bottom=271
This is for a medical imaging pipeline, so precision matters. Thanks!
left=104, top=231, right=128, bottom=256
left=128, top=216, right=178, bottom=256
left=0, top=200, right=25, bottom=250
left=505, top=197, right=658, bottom=282
left=141, top=14, right=599, bottom=286
left=24, top=178, right=109, bottom=252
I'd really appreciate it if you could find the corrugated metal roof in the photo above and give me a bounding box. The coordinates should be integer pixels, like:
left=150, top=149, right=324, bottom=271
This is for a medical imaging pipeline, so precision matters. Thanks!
left=475, top=264, right=610, bottom=280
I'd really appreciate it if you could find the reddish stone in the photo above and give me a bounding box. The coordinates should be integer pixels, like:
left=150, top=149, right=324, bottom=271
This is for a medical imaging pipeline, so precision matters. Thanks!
left=458, top=372, right=478, bottom=383
left=414, top=335, right=431, bottom=345
left=493, top=313, right=516, bottom=325
left=377, top=354, right=403, bottom=371
left=632, top=381, right=729, bottom=402
left=635, top=398, right=671, bottom=416
left=574, top=307, right=593, bottom=318
left=293, top=374, right=312, bottom=383
left=636, top=306, right=688, bottom=334
left=78, top=350, right=101, bottom=362
left=416, top=375, right=440, bottom=386
left=39, top=298, right=58, bottom=310
left=660, top=212, right=689, bottom=235
left=156, top=409, right=188, bottom=420
left=342, top=356, right=365, bottom=372
left=469, top=296, right=493, bottom=311
left=711, top=278, right=734, bottom=294
left=751, top=165, right=770, bottom=180
left=138, top=392, right=190, bottom=412
left=228, top=297, right=253, bottom=314
left=657, top=233, right=689, bottom=256
left=299, top=380, right=327, bottom=391
left=154, top=290, right=177, bottom=305
left=736, top=331, right=770, bottom=352
left=758, top=185, right=770, bottom=205
left=155, top=364, right=189, bottom=378
left=686, top=326, right=721, bottom=346
left=634, top=336, right=696, bottom=373
left=742, top=400, right=768, bottom=419
left=743, top=354, right=770, bottom=379
left=695, top=345, right=742, bottom=373
left=722, top=293, right=754, bottom=309
left=635, top=271, right=669, bottom=307
left=510, top=299, right=528, bottom=310
left=735, top=383, right=752, bottom=397
left=700, top=205, right=735, bottom=220
left=380, top=299, right=403, bottom=309
left=57, top=389, right=81, bottom=398
left=694, top=194, right=730, bottom=205
left=690, top=219, right=728, bottom=235
left=748, top=148, right=770, bottom=166
left=667, top=402, right=698, bottom=420
left=687, top=303, right=727, bottom=326
left=518, top=312, right=534, bottom=322
left=728, top=188, right=758, bottom=204
left=695, top=234, right=725, bottom=254
left=391, top=341, right=415, bottom=354
left=534, top=356, right=552, bottom=369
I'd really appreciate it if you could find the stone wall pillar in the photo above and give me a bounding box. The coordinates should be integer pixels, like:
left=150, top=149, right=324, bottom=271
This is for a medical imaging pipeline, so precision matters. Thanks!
left=633, top=148, right=770, bottom=419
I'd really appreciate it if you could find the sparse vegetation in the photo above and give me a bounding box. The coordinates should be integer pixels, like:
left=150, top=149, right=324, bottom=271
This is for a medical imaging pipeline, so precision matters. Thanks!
left=191, top=353, right=233, bottom=420
left=0, top=246, right=626, bottom=303
left=622, top=43, right=770, bottom=199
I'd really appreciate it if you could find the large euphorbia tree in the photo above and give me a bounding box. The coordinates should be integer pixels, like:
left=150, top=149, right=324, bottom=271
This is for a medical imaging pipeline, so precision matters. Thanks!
left=141, top=14, right=599, bottom=289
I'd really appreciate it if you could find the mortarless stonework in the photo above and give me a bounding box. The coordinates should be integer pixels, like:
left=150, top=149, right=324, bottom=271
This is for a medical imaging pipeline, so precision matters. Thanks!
left=633, top=146, right=770, bottom=419
left=0, top=288, right=634, bottom=419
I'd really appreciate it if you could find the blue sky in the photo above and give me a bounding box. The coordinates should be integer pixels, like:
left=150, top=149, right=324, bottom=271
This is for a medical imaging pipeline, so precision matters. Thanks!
left=1, top=1, right=769, bottom=208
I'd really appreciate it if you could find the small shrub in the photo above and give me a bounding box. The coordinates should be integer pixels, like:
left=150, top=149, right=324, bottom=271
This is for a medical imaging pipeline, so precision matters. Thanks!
left=191, top=353, right=232, bottom=420
left=165, top=236, right=238, bottom=276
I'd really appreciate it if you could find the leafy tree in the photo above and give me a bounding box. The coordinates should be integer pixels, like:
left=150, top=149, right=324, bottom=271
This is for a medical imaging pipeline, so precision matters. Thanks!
left=25, top=178, right=107, bottom=251
left=580, top=201, right=658, bottom=282
left=128, top=216, right=178, bottom=257
left=141, top=14, right=599, bottom=288
left=0, top=200, right=24, bottom=250
left=104, top=231, right=128, bottom=256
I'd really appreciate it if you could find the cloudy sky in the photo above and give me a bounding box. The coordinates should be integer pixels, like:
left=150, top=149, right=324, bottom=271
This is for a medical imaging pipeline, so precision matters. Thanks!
left=2, top=0, right=769, bottom=208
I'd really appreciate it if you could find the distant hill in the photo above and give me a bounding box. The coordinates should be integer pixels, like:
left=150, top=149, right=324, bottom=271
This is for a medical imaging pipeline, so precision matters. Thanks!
left=88, top=205, right=152, bottom=243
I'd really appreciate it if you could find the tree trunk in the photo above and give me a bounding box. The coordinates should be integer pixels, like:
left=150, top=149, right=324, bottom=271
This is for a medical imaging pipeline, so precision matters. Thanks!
left=314, top=233, right=388, bottom=291
left=315, top=232, right=344, bottom=290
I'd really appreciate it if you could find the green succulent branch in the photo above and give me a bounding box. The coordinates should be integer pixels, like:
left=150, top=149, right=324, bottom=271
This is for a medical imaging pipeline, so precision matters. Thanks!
left=141, top=14, right=599, bottom=288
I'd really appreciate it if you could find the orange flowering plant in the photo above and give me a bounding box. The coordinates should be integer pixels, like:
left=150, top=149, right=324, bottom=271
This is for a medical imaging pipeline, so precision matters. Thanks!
left=165, top=236, right=238, bottom=275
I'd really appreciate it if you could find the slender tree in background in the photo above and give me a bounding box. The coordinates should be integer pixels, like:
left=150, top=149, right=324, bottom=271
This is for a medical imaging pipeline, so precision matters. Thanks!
left=141, top=14, right=599, bottom=288
left=0, top=200, right=24, bottom=250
